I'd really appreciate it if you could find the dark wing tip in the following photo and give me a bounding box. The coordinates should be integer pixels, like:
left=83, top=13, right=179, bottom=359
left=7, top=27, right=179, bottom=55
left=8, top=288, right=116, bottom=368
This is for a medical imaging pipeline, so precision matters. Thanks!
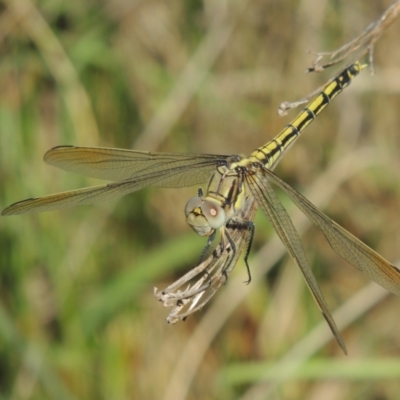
left=1, top=208, right=10, bottom=216
left=44, top=145, right=75, bottom=163
left=1, top=198, right=37, bottom=216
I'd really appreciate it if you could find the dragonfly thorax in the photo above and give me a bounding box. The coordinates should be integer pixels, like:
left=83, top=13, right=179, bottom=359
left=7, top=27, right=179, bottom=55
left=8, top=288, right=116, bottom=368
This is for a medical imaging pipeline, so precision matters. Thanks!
left=185, top=196, right=226, bottom=237
left=184, top=160, right=251, bottom=237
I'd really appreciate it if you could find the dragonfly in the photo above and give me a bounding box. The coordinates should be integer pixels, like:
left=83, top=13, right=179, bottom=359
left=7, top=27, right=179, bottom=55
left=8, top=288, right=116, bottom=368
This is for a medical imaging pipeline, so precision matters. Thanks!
left=3, top=61, right=400, bottom=353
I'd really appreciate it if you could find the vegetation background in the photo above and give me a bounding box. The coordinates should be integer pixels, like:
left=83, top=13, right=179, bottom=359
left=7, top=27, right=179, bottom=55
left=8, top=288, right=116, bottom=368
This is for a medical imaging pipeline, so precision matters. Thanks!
left=1, top=0, right=400, bottom=399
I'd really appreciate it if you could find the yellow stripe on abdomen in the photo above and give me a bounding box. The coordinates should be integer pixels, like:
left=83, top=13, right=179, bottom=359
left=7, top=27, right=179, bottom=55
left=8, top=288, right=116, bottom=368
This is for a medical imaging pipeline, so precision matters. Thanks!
left=248, top=62, right=366, bottom=169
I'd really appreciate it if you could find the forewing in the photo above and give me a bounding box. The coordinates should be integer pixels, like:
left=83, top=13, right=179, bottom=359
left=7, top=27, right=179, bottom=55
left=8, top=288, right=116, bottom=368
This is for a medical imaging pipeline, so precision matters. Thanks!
left=246, top=171, right=347, bottom=354
left=2, top=183, right=133, bottom=214
left=2, top=153, right=223, bottom=215
left=261, top=166, right=400, bottom=296
left=44, top=146, right=225, bottom=186
left=2, top=175, right=176, bottom=215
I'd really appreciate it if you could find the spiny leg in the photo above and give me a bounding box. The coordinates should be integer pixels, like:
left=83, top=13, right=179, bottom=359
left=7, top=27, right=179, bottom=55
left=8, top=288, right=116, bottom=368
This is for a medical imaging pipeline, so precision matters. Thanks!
left=226, top=219, right=255, bottom=284
left=243, top=221, right=255, bottom=284
left=221, top=227, right=237, bottom=284
left=198, top=230, right=217, bottom=265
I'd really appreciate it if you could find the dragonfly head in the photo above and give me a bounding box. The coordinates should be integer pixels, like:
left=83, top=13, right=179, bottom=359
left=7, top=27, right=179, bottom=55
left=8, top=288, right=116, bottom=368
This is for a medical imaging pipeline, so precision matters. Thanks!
left=185, top=195, right=225, bottom=237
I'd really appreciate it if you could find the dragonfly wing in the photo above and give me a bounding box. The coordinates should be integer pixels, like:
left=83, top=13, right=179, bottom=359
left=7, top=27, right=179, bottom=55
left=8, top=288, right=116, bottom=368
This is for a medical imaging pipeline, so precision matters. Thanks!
left=246, top=171, right=347, bottom=354
left=2, top=155, right=223, bottom=215
left=261, top=166, right=400, bottom=297
left=2, top=183, right=133, bottom=214
left=44, top=146, right=225, bottom=185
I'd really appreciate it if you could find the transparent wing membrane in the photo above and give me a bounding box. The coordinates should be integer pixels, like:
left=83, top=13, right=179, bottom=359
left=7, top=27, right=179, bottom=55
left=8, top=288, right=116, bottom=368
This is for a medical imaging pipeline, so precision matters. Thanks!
left=259, top=166, right=400, bottom=296
left=4, top=61, right=397, bottom=353
left=2, top=152, right=224, bottom=215
left=45, top=146, right=224, bottom=183
left=246, top=171, right=347, bottom=354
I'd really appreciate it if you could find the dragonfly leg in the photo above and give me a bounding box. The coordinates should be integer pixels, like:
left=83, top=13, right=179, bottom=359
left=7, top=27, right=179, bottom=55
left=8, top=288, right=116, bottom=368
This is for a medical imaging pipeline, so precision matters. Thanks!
left=226, top=218, right=255, bottom=284
left=243, top=221, right=255, bottom=285
left=198, top=230, right=217, bottom=265
left=221, top=227, right=237, bottom=284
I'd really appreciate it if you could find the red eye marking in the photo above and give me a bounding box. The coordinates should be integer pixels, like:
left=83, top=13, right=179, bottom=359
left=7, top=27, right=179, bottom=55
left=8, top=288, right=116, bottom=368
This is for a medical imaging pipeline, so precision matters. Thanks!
left=210, top=207, right=217, bottom=216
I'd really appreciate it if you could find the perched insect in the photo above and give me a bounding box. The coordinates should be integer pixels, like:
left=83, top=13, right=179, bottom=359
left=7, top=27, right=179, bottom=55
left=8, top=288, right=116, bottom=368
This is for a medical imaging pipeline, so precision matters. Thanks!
left=4, top=62, right=399, bottom=353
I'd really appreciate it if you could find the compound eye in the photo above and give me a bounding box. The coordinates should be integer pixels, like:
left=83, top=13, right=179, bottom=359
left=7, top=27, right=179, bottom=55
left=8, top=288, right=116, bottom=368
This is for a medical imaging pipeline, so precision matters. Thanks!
left=201, top=200, right=225, bottom=229
left=185, top=196, right=203, bottom=217
left=185, top=197, right=226, bottom=230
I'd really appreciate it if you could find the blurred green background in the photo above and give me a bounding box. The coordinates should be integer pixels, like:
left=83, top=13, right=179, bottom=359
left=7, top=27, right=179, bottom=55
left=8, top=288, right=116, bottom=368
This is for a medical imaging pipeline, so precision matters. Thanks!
left=1, top=0, right=400, bottom=399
